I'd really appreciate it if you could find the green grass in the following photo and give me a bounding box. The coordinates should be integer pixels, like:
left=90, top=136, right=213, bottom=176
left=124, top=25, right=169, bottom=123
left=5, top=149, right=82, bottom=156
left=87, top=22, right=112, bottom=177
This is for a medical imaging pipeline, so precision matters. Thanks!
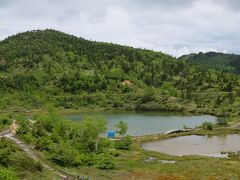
left=5, top=110, right=240, bottom=179
left=48, top=126, right=240, bottom=179
left=0, top=114, right=13, bottom=132
left=0, top=125, right=9, bottom=132
left=0, top=138, right=58, bottom=180
left=63, top=143, right=240, bottom=179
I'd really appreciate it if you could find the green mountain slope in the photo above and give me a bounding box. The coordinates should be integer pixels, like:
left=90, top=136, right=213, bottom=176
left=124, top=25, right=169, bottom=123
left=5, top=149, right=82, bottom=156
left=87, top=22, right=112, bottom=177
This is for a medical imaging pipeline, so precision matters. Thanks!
left=0, top=29, right=173, bottom=90
left=0, top=30, right=240, bottom=114
left=178, top=52, right=240, bottom=73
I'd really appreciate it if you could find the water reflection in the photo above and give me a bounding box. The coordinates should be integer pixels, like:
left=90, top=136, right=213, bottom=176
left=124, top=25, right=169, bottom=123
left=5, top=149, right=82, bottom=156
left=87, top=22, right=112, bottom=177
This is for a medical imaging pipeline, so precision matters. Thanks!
left=65, top=111, right=216, bottom=136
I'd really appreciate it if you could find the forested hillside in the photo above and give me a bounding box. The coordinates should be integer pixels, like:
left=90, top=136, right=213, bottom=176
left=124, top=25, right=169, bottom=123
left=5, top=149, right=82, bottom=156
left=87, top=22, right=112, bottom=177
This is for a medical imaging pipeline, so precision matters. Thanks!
left=178, top=52, right=240, bottom=74
left=0, top=30, right=240, bottom=115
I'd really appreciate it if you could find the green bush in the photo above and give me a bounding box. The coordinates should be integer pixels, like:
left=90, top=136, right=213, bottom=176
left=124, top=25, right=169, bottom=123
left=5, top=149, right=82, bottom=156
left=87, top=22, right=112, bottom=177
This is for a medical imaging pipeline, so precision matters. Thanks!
left=0, top=168, right=18, bottom=180
left=0, top=138, right=42, bottom=177
left=0, top=115, right=12, bottom=131
left=75, top=153, right=94, bottom=166
left=35, top=161, right=43, bottom=172
left=16, top=117, right=31, bottom=135
left=35, top=136, right=53, bottom=151
left=95, top=154, right=115, bottom=169
left=228, top=152, right=240, bottom=160
left=201, top=122, right=214, bottom=130
left=114, top=136, right=132, bottom=150
left=0, top=115, right=11, bottom=125
left=98, top=138, right=113, bottom=152
left=115, top=121, right=128, bottom=136
left=216, top=117, right=228, bottom=126
left=21, top=133, right=35, bottom=144
left=109, top=150, right=120, bottom=157
left=48, top=143, right=78, bottom=167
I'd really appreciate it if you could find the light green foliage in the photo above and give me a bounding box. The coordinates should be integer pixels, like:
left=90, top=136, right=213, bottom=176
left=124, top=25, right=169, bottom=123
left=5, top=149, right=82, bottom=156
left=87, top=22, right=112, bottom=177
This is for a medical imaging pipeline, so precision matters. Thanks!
left=115, top=121, right=128, bottom=136
left=75, top=153, right=94, bottom=166
left=16, top=115, right=32, bottom=135
left=0, top=168, right=18, bottom=180
left=161, top=82, right=178, bottom=97
left=95, top=153, right=115, bottom=169
left=49, top=142, right=78, bottom=167
left=16, top=111, right=111, bottom=168
left=140, top=88, right=156, bottom=104
left=79, top=116, right=107, bottom=152
left=114, top=135, right=132, bottom=150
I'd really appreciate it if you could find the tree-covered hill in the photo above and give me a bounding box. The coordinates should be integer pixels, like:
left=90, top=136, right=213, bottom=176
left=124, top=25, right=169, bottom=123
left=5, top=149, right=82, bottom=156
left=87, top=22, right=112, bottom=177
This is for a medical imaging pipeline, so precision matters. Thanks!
left=0, top=29, right=173, bottom=91
left=0, top=30, right=240, bottom=115
left=178, top=52, right=240, bottom=74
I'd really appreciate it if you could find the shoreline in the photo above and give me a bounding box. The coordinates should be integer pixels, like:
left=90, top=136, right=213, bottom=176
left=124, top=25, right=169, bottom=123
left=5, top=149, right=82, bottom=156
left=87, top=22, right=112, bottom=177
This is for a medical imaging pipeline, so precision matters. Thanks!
left=136, top=126, right=240, bottom=143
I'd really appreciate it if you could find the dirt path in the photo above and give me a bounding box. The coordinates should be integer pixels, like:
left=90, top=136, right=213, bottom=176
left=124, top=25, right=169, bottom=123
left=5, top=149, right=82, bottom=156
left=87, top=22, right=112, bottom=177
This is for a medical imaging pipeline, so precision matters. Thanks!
left=0, top=122, right=87, bottom=180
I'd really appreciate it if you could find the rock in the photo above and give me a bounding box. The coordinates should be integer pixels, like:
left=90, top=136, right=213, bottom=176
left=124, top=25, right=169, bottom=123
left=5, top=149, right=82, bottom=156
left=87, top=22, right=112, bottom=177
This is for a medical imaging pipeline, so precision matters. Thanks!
left=145, top=157, right=157, bottom=162
left=159, top=160, right=176, bottom=164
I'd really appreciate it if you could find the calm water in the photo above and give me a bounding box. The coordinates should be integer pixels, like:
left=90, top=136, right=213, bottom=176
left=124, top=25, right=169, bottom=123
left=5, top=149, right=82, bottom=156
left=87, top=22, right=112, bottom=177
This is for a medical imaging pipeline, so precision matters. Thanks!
left=142, top=134, right=240, bottom=157
left=64, top=111, right=216, bottom=136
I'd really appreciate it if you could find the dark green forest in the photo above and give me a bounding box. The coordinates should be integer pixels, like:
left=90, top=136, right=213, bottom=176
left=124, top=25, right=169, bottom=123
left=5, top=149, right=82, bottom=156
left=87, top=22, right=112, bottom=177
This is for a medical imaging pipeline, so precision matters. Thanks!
left=178, top=52, right=240, bottom=74
left=0, top=29, right=240, bottom=116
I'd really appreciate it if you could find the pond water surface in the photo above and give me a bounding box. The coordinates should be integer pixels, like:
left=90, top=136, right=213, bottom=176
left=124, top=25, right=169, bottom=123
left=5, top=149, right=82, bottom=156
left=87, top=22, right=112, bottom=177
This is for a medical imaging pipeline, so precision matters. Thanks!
left=65, top=111, right=216, bottom=136
left=142, top=134, right=240, bottom=157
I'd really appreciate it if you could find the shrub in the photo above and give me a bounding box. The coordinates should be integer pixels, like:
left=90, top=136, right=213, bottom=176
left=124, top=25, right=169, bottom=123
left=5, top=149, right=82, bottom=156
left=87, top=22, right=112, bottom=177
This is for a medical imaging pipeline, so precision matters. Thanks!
left=109, top=150, right=120, bottom=157
left=0, top=115, right=12, bottom=131
left=34, top=161, right=43, bottom=172
left=113, top=100, right=124, bottom=108
left=0, top=115, right=11, bottom=125
left=0, top=138, right=42, bottom=177
left=201, top=122, right=213, bottom=130
left=140, top=88, right=156, bottom=103
left=75, top=153, right=94, bottom=166
left=115, top=121, right=128, bottom=136
left=98, top=138, right=113, bottom=152
left=21, top=133, right=35, bottom=144
left=216, top=117, right=228, bottom=126
left=228, top=152, right=240, bottom=160
left=48, top=143, right=78, bottom=167
left=114, top=136, right=132, bottom=150
left=0, top=168, right=18, bottom=180
left=35, top=136, right=53, bottom=151
left=16, top=117, right=31, bottom=135
left=95, top=154, right=115, bottom=169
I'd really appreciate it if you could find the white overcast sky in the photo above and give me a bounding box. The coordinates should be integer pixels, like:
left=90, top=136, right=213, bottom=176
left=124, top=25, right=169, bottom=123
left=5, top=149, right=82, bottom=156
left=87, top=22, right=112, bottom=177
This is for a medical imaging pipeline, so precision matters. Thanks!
left=0, top=0, right=240, bottom=57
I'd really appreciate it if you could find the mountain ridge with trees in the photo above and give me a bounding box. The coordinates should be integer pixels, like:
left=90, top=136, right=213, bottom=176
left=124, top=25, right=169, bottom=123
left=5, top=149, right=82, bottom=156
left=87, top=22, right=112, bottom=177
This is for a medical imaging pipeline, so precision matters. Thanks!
left=178, top=51, right=240, bottom=74
left=0, top=29, right=239, bottom=117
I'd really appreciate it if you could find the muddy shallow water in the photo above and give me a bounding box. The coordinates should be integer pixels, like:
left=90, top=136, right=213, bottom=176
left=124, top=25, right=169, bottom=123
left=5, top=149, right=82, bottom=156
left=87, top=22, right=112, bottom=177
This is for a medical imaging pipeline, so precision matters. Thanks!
left=142, top=134, right=240, bottom=157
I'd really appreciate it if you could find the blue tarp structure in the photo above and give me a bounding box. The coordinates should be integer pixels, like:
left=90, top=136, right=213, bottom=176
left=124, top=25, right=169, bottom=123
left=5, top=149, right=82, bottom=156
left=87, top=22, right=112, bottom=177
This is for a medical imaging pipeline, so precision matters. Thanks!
left=108, top=130, right=116, bottom=138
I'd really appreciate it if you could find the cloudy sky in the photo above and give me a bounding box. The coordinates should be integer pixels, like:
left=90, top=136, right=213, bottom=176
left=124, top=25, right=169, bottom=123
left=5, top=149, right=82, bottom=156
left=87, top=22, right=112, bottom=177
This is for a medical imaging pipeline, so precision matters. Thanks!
left=0, top=0, right=240, bottom=57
